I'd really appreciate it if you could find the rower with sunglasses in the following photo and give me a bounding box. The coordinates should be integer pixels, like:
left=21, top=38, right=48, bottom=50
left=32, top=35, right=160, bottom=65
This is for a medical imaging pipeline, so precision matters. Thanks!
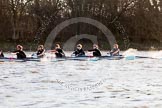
left=72, top=44, right=85, bottom=57
left=88, top=44, right=101, bottom=57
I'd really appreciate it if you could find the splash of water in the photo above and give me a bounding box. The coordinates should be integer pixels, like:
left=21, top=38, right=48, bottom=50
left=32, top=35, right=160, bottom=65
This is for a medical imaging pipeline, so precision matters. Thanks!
left=123, top=48, right=138, bottom=57
left=151, top=51, right=162, bottom=59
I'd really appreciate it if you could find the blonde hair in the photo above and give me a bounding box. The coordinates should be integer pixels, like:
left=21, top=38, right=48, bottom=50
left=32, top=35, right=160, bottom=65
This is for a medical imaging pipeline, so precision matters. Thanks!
left=77, top=44, right=82, bottom=48
left=38, top=45, right=44, bottom=49
left=17, top=45, right=23, bottom=50
left=114, top=44, right=119, bottom=48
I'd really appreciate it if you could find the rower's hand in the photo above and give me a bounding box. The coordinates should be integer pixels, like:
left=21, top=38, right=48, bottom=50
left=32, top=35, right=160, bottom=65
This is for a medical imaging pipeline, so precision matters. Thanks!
left=11, top=52, right=18, bottom=54
left=71, top=54, right=75, bottom=57
left=55, top=51, right=58, bottom=53
left=86, top=51, right=93, bottom=53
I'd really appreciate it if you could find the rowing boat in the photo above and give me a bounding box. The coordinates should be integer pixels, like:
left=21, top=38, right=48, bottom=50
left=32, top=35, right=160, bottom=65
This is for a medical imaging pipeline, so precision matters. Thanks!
left=42, top=55, right=124, bottom=61
left=0, top=56, right=124, bottom=62
left=0, top=57, right=40, bottom=62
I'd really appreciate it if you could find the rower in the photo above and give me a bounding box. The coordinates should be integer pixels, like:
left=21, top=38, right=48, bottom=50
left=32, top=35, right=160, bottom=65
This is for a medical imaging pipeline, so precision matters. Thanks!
left=0, top=50, right=4, bottom=58
left=110, top=44, right=120, bottom=56
left=88, top=44, right=101, bottom=57
left=12, top=45, right=26, bottom=59
left=72, top=44, right=85, bottom=57
left=51, top=44, right=65, bottom=58
left=36, top=45, right=45, bottom=58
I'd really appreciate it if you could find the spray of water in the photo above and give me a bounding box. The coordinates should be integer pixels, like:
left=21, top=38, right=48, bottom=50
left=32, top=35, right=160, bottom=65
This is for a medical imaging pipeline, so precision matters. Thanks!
left=151, top=51, right=162, bottom=59
left=123, top=48, right=138, bottom=57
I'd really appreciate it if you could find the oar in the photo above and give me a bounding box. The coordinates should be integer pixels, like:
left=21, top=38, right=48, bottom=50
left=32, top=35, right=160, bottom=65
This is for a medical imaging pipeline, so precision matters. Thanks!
left=125, top=55, right=161, bottom=60
left=135, top=56, right=161, bottom=59
left=135, top=56, right=153, bottom=59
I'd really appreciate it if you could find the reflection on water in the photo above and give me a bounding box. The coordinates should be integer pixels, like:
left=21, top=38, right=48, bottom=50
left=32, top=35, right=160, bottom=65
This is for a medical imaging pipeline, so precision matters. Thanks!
left=0, top=52, right=162, bottom=108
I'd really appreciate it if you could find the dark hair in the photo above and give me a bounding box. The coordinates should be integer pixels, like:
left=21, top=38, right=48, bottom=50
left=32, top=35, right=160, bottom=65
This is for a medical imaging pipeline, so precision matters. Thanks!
left=55, top=44, right=60, bottom=48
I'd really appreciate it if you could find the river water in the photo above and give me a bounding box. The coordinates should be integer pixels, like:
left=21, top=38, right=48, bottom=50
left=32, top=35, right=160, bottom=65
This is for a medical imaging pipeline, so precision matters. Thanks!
left=0, top=51, right=162, bottom=108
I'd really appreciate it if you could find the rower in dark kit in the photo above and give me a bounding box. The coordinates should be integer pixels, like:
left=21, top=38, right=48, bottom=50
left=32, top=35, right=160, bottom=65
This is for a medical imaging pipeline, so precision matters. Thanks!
left=0, top=50, right=4, bottom=58
left=88, top=44, right=101, bottom=57
left=110, top=44, right=120, bottom=56
left=36, top=45, right=45, bottom=58
left=72, top=44, right=85, bottom=57
left=51, top=44, right=65, bottom=58
left=12, top=45, right=26, bottom=59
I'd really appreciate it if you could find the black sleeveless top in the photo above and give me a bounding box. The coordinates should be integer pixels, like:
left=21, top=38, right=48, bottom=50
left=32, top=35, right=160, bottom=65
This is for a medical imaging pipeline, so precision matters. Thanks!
left=55, top=48, right=65, bottom=58
left=0, top=52, right=4, bottom=58
left=13, top=50, right=26, bottom=59
left=37, top=49, right=45, bottom=57
left=73, top=49, right=85, bottom=57
left=88, top=49, right=101, bottom=57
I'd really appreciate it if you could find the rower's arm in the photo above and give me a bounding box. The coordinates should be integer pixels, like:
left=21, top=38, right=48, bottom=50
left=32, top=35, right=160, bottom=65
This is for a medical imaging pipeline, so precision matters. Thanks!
left=60, top=50, right=65, bottom=56
left=48, top=50, right=57, bottom=53
left=112, top=49, right=120, bottom=55
left=88, top=49, right=94, bottom=52
left=37, top=50, right=45, bottom=57
left=11, top=51, right=19, bottom=54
